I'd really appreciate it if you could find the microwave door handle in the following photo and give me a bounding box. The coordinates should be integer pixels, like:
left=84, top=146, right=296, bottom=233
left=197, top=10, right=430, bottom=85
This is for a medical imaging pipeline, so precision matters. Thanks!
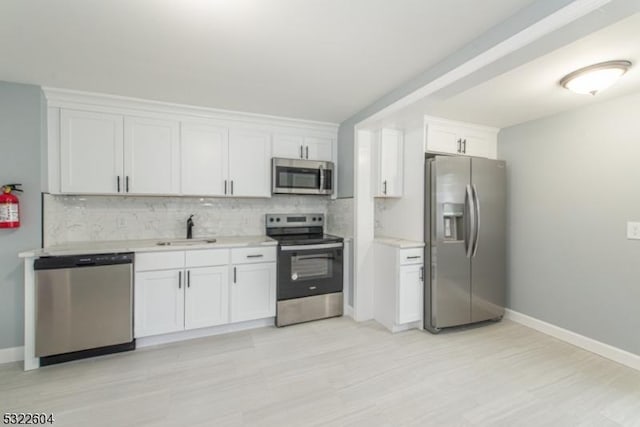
left=319, top=166, right=325, bottom=190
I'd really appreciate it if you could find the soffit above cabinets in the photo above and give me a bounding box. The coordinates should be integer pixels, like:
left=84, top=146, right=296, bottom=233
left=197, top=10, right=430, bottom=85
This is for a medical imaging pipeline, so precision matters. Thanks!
left=425, top=12, right=640, bottom=128
left=0, top=0, right=534, bottom=123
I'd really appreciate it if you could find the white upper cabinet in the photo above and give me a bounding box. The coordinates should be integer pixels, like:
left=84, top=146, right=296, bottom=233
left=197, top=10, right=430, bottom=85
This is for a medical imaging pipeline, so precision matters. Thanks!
left=60, top=109, right=124, bottom=194
left=304, top=136, right=333, bottom=161
left=425, top=125, right=459, bottom=154
left=461, top=133, right=495, bottom=158
left=228, top=129, right=271, bottom=197
left=124, top=117, right=180, bottom=194
left=372, top=128, right=404, bottom=198
left=273, top=134, right=305, bottom=159
left=425, top=116, right=498, bottom=159
left=181, top=124, right=229, bottom=196
left=273, top=133, right=333, bottom=161
left=47, top=89, right=337, bottom=197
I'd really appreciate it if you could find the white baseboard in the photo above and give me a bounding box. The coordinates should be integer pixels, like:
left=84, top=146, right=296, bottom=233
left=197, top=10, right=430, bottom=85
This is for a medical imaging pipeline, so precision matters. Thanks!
left=136, top=317, right=275, bottom=348
left=504, top=309, right=640, bottom=372
left=0, top=346, right=24, bottom=364
left=344, top=305, right=354, bottom=319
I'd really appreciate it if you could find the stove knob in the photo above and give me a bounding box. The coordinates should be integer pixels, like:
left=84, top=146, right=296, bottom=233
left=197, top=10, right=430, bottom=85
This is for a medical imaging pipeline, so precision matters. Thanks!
left=269, top=218, right=274, bottom=222
left=276, top=218, right=281, bottom=222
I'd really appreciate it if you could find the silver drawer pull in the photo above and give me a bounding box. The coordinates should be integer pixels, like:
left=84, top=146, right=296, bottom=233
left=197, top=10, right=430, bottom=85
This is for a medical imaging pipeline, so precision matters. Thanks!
left=406, top=255, right=421, bottom=259
left=246, top=254, right=264, bottom=258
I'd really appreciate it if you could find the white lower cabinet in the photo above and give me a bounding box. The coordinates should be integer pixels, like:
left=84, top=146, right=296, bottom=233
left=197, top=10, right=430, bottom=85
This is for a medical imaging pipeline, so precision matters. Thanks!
left=398, top=264, right=423, bottom=324
left=184, top=266, right=229, bottom=330
left=135, top=269, right=185, bottom=337
left=374, top=243, right=424, bottom=332
left=230, top=262, right=276, bottom=322
left=134, top=247, right=276, bottom=338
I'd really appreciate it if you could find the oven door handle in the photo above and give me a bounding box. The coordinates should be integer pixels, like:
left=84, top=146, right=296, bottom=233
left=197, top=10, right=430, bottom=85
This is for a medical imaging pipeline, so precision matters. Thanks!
left=295, top=256, right=336, bottom=261
left=280, top=243, right=343, bottom=251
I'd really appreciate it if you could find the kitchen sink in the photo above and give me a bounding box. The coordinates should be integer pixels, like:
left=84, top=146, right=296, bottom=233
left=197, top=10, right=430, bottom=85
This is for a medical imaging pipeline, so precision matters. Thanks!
left=156, top=238, right=217, bottom=246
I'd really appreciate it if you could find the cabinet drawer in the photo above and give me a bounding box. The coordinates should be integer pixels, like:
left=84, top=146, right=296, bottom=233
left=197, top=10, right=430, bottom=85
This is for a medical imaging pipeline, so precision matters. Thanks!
left=231, top=246, right=276, bottom=264
left=135, top=251, right=185, bottom=271
left=399, top=248, right=424, bottom=265
left=185, top=248, right=230, bottom=268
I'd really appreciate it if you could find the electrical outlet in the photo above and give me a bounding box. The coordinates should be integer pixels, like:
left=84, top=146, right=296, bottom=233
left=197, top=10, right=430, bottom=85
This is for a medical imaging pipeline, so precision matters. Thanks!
left=627, top=221, right=640, bottom=240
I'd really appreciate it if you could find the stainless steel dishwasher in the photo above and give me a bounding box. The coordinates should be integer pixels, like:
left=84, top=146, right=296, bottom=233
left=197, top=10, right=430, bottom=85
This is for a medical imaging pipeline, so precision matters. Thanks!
left=34, top=253, right=135, bottom=365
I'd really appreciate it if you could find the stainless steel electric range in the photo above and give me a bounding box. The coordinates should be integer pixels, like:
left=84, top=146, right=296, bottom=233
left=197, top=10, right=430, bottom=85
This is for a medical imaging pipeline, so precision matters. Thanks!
left=266, top=213, right=344, bottom=327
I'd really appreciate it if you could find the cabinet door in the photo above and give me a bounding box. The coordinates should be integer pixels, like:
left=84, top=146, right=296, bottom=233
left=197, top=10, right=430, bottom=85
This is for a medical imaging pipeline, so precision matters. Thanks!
left=304, top=136, right=333, bottom=161
left=378, top=129, right=403, bottom=197
left=134, top=269, right=184, bottom=338
left=398, top=264, right=422, bottom=324
left=228, top=129, right=271, bottom=197
left=60, top=109, right=124, bottom=194
left=230, top=263, right=276, bottom=322
left=461, top=133, right=496, bottom=159
left=273, top=133, right=304, bottom=160
left=184, top=266, right=229, bottom=330
left=181, top=124, right=229, bottom=196
left=426, top=125, right=460, bottom=155
left=124, top=116, right=180, bottom=194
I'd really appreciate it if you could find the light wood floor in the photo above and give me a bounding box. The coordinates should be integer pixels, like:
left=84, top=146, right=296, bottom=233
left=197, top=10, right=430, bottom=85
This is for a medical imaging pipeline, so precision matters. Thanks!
left=1, top=318, right=639, bottom=427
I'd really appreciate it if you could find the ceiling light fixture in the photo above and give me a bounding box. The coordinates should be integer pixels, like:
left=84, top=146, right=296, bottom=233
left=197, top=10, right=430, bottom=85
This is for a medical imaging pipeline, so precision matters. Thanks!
left=560, top=60, right=631, bottom=95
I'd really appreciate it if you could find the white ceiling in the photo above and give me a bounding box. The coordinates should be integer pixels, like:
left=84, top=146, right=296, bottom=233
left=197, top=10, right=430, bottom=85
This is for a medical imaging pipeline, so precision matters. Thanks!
left=0, top=0, right=535, bottom=123
left=427, top=12, right=640, bottom=128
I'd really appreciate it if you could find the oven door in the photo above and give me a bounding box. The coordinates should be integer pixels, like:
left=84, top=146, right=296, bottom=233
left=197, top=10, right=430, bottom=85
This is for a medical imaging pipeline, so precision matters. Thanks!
left=272, top=158, right=333, bottom=195
left=278, top=243, right=343, bottom=300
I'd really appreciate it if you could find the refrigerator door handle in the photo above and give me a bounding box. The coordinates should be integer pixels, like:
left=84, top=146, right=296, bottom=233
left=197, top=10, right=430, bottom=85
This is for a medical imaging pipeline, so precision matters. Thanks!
left=472, top=184, right=481, bottom=257
left=465, top=184, right=476, bottom=258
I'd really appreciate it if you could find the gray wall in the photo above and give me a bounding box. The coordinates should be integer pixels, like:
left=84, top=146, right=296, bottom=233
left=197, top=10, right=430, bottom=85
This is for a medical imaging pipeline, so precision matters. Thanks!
left=499, top=90, right=640, bottom=355
left=0, top=81, right=43, bottom=350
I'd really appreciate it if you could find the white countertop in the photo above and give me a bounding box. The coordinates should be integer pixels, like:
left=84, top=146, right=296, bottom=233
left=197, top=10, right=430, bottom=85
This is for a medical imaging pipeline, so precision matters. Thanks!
left=374, top=236, right=425, bottom=249
left=19, top=235, right=278, bottom=258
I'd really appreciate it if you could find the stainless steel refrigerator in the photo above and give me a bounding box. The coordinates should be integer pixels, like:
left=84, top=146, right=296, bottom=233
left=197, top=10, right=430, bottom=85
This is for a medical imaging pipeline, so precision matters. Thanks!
left=424, top=155, right=506, bottom=333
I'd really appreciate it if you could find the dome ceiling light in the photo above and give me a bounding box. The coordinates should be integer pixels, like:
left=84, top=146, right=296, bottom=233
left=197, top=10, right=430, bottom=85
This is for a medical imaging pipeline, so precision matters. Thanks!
left=560, top=60, right=632, bottom=95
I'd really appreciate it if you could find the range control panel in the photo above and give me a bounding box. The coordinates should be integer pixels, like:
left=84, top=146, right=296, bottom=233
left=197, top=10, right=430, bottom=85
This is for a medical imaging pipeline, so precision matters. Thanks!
left=265, top=213, right=324, bottom=228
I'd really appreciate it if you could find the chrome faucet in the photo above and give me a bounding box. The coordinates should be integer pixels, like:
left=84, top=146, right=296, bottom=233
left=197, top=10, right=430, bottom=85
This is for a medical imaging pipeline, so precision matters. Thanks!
left=186, top=215, right=195, bottom=239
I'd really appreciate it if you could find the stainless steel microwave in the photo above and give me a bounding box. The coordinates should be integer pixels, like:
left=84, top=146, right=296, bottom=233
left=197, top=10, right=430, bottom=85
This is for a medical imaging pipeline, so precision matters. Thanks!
left=272, top=158, right=334, bottom=195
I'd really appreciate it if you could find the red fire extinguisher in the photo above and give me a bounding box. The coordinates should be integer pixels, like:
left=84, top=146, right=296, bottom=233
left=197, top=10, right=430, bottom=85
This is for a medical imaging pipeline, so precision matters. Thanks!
left=0, top=184, right=23, bottom=229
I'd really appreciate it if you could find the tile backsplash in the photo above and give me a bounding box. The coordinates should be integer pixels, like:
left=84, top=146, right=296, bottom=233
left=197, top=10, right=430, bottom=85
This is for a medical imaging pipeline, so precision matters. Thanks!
left=44, top=194, right=354, bottom=246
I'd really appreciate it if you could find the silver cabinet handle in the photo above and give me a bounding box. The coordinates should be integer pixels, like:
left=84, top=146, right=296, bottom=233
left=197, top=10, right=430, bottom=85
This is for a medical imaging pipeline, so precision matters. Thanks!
left=178, top=271, right=182, bottom=289
left=383, top=180, right=387, bottom=195
left=246, top=254, right=263, bottom=258
left=300, top=145, right=304, bottom=159
left=224, top=180, right=227, bottom=195
left=407, top=255, right=420, bottom=259
left=233, top=266, right=237, bottom=283
left=230, top=180, right=234, bottom=195
left=187, top=270, right=190, bottom=288
left=462, top=139, right=467, bottom=153
left=305, top=146, right=309, bottom=159
left=420, top=266, right=424, bottom=281
left=126, top=176, right=130, bottom=193
left=457, top=139, right=461, bottom=153
left=117, top=176, right=121, bottom=193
